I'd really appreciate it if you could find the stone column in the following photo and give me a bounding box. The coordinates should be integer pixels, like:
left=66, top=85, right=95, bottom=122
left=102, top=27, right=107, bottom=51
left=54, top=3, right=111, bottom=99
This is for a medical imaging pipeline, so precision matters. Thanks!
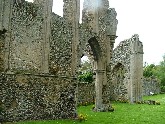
left=129, top=35, right=143, bottom=103
left=0, top=0, right=13, bottom=31
left=63, top=0, right=80, bottom=76
left=0, top=0, right=13, bottom=71
left=63, top=0, right=80, bottom=110
left=40, top=0, right=53, bottom=73
left=106, top=35, right=117, bottom=64
left=94, top=60, right=105, bottom=111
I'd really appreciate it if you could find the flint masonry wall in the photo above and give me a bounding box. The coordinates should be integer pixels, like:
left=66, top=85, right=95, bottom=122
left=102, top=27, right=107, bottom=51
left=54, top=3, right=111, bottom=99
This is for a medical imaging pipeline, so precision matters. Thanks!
left=0, top=73, right=76, bottom=121
left=78, top=78, right=160, bottom=104
left=0, top=0, right=77, bottom=122
left=111, top=34, right=143, bottom=102
left=50, top=13, right=72, bottom=76
left=9, top=1, right=44, bottom=73
left=78, top=83, right=95, bottom=105
left=143, top=78, right=160, bottom=96
left=0, top=35, right=5, bottom=72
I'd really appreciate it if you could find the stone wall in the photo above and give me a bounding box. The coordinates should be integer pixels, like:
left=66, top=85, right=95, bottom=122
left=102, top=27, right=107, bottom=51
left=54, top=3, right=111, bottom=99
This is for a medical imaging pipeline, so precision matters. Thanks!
left=9, top=1, right=43, bottom=73
left=0, top=0, right=77, bottom=122
left=50, top=13, right=72, bottom=76
left=78, top=78, right=160, bottom=104
left=110, top=34, right=143, bottom=102
left=0, top=35, right=5, bottom=71
left=110, top=63, right=128, bottom=101
left=78, top=83, right=95, bottom=105
left=0, top=73, right=76, bottom=122
left=143, top=78, right=160, bottom=96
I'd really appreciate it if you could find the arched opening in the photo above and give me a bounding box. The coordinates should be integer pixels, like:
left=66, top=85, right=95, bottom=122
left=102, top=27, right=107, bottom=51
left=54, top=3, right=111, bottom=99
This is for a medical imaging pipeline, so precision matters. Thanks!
left=79, top=55, right=93, bottom=82
left=78, top=36, right=103, bottom=108
left=111, top=63, right=128, bottom=101
left=77, top=55, right=95, bottom=106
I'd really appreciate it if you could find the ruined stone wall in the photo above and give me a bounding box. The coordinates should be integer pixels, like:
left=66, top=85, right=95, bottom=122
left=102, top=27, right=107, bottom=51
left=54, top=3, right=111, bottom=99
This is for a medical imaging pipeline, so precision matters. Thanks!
left=110, top=34, right=143, bottom=102
left=0, top=0, right=12, bottom=31
left=111, top=39, right=131, bottom=71
left=9, top=1, right=43, bottom=73
left=110, top=37, right=132, bottom=101
left=110, top=63, right=128, bottom=101
left=50, top=13, right=72, bottom=76
left=78, top=83, right=95, bottom=105
left=0, top=73, right=76, bottom=122
left=143, top=78, right=160, bottom=96
left=0, top=0, right=77, bottom=122
left=78, top=78, right=160, bottom=104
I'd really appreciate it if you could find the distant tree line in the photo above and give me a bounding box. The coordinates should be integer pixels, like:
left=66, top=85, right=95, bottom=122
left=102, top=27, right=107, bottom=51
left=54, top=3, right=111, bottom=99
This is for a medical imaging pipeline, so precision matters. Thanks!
left=143, top=54, right=165, bottom=92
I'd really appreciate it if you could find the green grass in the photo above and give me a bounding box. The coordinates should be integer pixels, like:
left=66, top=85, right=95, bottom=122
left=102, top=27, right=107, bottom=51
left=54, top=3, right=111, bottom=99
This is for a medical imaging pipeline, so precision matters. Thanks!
left=14, top=94, right=165, bottom=124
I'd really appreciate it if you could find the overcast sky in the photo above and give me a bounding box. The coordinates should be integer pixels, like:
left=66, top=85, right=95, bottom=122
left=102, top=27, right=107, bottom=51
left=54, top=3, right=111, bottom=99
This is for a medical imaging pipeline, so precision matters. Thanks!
left=27, top=0, right=165, bottom=65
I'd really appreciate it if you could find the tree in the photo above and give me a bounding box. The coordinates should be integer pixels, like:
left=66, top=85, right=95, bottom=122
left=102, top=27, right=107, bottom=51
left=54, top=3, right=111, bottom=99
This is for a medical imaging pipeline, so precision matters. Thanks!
left=155, top=54, right=165, bottom=91
left=78, top=59, right=94, bottom=83
left=143, top=54, right=165, bottom=92
left=143, top=63, right=156, bottom=78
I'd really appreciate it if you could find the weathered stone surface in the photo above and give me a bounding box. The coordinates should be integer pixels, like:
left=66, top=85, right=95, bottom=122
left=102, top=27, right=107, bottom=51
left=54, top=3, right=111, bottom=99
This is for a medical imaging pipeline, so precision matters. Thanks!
left=143, top=78, right=160, bottom=96
left=0, top=73, right=76, bottom=122
left=0, top=0, right=78, bottom=122
left=81, top=0, right=118, bottom=111
left=10, top=1, right=43, bottom=73
left=50, top=13, right=72, bottom=76
left=111, top=34, right=143, bottom=102
left=78, top=78, right=160, bottom=104
left=0, top=0, right=149, bottom=122
left=0, top=35, right=5, bottom=71
left=78, top=83, right=95, bottom=105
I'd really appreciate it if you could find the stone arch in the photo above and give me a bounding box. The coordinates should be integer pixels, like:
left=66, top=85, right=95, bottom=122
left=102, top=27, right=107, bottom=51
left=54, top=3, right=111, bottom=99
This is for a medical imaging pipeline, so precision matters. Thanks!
left=79, top=35, right=108, bottom=111
left=110, top=34, right=143, bottom=102
left=110, top=63, right=128, bottom=101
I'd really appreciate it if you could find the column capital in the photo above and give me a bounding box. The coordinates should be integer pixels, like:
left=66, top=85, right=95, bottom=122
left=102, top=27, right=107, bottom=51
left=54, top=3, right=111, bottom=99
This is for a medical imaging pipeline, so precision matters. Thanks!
left=109, top=35, right=118, bottom=40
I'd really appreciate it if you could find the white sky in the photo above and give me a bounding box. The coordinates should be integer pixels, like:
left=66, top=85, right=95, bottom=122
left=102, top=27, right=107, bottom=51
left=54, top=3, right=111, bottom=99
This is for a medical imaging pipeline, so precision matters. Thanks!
left=27, top=0, right=165, bottom=65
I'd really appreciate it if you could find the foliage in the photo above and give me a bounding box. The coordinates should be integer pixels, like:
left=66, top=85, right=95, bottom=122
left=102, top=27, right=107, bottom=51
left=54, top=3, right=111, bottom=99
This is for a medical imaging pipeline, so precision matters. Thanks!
left=155, top=55, right=165, bottom=87
left=143, top=54, right=165, bottom=91
left=78, top=59, right=94, bottom=83
left=78, top=71, right=94, bottom=83
left=143, top=63, right=156, bottom=78
left=161, top=86, right=165, bottom=92
left=77, top=113, right=87, bottom=122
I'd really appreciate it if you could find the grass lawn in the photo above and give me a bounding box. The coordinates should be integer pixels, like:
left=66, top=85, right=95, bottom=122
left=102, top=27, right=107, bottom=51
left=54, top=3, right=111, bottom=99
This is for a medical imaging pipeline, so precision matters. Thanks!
left=12, top=94, right=165, bottom=124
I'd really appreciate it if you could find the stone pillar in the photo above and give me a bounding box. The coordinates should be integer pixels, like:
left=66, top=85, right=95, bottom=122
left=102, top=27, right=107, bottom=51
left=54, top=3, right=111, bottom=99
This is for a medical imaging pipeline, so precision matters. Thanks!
left=0, top=0, right=13, bottom=71
left=129, top=35, right=143, bottom=103
left=0, top=0, right=13, bottom=31
left=40, top=0, right=53, bottom=73
left=82, top=0, right=101, bottom=34
left=63, top=0, right=80, bottom=110
left=0, top=35, right=5, bottom=71
left=4, top=31, right=11, bottom=71
left=63, top=0, right=80, bottom=76
left=94, top=61, right=105, bottom=111
left=107, top=35, right=117, bottom=64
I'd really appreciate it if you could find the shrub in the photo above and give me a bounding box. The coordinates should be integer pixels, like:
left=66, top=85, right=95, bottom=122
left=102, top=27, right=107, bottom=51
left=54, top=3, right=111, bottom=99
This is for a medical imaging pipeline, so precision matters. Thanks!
left=78, top=71, right=94, bottom=83
left=77, top=113, right=87, bottom=122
